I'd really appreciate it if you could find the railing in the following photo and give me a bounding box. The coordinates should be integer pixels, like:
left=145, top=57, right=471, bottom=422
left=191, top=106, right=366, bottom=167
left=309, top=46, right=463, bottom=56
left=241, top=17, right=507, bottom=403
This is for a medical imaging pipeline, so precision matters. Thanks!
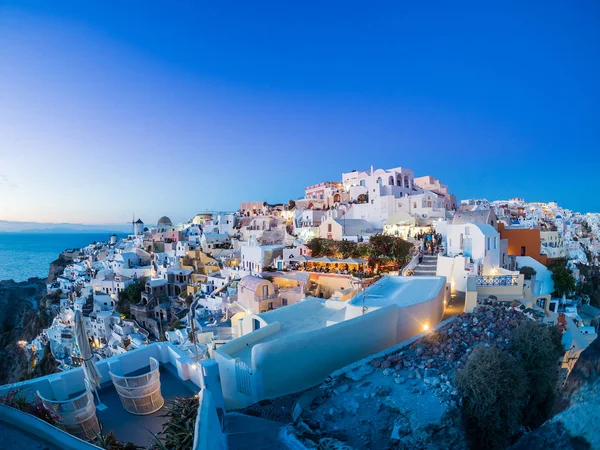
left=37, top=379, right=100, bottom=441
left=254, top=293, right=279, bottom=301
left=109, top=357, right=164, bottom=415
left=476, top=275, right=520, bottom=287
left=235, top=360, right=252, bottom=396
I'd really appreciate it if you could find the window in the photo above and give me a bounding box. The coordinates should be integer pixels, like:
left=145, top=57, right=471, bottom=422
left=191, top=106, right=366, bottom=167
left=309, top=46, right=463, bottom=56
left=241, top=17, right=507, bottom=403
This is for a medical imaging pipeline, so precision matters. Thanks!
left=360, top=180, right=365, bottom=187
left=427, top=201, right=432, bottom=207
left=487, top=238, right=491, bottom=251
left=494, top=237, right=497, bottom=249
left=328, top=224, right=332, bottom=232
left=520, top=246, right=526, bottom=256
left=268, top=302, right=273, bottom=310
left=449, top=238, right=452, bottom=247
left=282, top=298, right=288, bottom=306
left=413, top=202, right=417, bottom=208
left=376, top=177, right=382, bottom=186
left=465, top=226, right=470, bottom=236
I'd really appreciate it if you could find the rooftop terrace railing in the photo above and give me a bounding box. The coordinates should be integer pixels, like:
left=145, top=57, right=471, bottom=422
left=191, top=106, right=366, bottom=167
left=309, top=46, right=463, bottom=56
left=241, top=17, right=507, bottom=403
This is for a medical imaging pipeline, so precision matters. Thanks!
left=109, top=357, right=164, bottom=415
left=37, top=379, right=100, bottom=441
left=476, top=275, right=520, bottom=287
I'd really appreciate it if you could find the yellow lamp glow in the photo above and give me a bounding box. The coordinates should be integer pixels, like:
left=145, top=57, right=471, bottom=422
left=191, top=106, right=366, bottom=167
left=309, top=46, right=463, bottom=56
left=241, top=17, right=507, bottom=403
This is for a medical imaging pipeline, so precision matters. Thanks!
left=422, top=323, right=430, bottom=331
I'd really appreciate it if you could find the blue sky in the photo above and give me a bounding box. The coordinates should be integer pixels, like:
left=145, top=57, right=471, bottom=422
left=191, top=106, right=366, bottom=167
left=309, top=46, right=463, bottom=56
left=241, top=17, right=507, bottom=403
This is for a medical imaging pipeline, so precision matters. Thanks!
left=0, top=1, right=599, bottom=224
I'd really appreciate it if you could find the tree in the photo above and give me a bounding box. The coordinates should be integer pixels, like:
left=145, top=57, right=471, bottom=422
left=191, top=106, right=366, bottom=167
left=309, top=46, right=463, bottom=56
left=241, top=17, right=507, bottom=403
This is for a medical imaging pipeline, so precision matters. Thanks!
left=116, top=277, right=146, bottom=317
left=456, top=346, right=528, bottom=450
left=509, top=322, right=565, bottom=427
left=337, top=239, right=357, bottom=258
left=549, top=258, right=576, bottom=297
left=519, top=266, right=537, bottom=280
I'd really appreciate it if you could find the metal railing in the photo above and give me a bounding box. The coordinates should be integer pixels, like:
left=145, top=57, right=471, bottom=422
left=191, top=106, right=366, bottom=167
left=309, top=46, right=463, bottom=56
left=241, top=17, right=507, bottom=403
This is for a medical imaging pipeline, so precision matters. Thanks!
left=235, top=360, right=252, bottom=396
left=476, top=275, right=520, bottom=286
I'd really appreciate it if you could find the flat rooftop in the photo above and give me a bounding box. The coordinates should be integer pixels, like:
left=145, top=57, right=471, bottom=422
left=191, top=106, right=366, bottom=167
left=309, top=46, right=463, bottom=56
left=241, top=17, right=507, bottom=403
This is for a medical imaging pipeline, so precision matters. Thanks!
left=348, top=275, right=445, bottom=308
left=228, top=298, right=345, bottom=365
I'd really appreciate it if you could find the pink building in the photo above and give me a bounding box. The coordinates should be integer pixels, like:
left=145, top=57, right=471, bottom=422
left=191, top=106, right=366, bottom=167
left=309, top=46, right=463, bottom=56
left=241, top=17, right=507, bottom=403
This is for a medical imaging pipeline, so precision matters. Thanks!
left=304, top=181, right=344, bottom=200
left=414, top=175, right=457, bottom=211
left=166, top=230, right=183, bottom=243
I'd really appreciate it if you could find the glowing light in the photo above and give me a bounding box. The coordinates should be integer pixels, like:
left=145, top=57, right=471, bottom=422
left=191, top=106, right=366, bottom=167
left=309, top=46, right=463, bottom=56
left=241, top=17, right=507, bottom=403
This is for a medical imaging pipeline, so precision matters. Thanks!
left=422, top=323, right=430, bottom=331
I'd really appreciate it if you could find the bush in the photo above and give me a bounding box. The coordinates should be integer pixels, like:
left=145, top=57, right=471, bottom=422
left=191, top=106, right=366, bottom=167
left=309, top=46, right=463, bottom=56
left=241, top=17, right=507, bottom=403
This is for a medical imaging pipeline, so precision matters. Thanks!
left=0, top=388, right=60, bottom=425
left=549, top=258, right=576, bottom=297
left=151, top=396, right=198, bottom=450
left=519, top=266, right=537, bottom=280
left=509, top=322, right=565, bottom=427
left=456, top=346, right=528, bottom=449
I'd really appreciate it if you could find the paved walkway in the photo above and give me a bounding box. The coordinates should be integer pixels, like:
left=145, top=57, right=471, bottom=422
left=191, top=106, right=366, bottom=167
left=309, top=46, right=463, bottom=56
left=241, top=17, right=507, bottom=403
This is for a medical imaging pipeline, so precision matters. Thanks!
left=442, top=291, right=466, bottom=321
left=0, top=420, right=60, bottom=450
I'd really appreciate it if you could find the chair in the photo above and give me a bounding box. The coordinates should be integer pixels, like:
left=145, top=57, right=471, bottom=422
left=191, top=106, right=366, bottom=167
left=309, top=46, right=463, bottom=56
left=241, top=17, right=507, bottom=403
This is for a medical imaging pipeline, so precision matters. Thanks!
left=109, top=357, right=164, bottom=415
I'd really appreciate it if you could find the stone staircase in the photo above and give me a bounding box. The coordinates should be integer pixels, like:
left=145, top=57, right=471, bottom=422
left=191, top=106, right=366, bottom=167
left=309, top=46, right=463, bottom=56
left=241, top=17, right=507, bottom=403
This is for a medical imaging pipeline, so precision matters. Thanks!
left=412, top=255, right=437, bottom=276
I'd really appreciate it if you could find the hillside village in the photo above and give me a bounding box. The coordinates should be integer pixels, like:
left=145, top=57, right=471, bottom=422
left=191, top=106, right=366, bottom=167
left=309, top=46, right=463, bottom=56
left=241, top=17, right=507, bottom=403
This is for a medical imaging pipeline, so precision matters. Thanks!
left=3, top=164, right=600, bottom=449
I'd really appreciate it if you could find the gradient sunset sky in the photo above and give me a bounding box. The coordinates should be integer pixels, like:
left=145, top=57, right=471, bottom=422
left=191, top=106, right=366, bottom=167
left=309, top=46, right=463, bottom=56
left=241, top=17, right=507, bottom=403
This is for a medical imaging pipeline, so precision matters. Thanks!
left=1, top=1, right=599, bottom=224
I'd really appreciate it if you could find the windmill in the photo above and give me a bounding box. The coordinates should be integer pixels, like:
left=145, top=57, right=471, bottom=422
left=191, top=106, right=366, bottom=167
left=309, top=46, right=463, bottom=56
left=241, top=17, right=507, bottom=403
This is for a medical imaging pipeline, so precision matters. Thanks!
left=127, top=213, right=136, bottom=235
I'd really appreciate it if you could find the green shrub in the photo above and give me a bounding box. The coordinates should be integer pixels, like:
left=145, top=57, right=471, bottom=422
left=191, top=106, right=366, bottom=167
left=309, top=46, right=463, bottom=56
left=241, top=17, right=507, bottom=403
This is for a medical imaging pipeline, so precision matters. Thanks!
left=151, top=396, right=198, bottom=450
left=509, top=322, right=565, bottom=427
left=519, top=266, right=537, bottom=280
left=456, top=346, right=528, bottom=449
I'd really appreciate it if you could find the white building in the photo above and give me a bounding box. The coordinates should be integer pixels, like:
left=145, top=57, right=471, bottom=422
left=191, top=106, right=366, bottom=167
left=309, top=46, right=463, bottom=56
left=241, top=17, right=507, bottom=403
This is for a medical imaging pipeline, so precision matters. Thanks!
left=217, top=275, right=447, bottom=409
left=438, top=222, right=509, bottom=292
left=240, top=237, right=284, bottom=274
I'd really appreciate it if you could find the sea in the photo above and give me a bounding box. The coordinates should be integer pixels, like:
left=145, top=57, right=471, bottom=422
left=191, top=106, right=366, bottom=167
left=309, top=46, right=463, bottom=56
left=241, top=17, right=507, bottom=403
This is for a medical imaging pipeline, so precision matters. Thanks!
left=0, top=232, right=128, bottom=282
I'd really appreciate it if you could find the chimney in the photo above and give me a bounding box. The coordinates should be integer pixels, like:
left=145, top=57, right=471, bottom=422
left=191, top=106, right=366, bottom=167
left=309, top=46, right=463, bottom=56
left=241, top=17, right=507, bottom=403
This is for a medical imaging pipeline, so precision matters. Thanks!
left=370, top=165, right=374, bottom=175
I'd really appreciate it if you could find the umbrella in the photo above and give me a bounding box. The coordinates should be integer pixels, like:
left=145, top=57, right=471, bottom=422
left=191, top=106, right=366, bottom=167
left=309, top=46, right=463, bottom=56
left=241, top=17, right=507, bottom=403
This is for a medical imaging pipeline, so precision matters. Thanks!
left=75, top=310, right=105, bottom=409
left=289, top=256, right=309, bottom=263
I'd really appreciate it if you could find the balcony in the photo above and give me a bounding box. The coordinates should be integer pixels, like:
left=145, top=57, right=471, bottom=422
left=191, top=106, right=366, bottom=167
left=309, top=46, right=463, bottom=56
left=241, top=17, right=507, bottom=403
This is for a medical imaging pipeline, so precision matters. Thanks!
left=254, top=293, right=279, bottom=302
left=476, top=275, right=520, bottom=286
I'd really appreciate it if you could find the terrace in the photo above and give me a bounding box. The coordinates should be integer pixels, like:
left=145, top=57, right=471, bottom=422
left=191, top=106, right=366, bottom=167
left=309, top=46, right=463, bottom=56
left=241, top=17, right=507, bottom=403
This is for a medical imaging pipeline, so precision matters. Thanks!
left=0, top=342, right=223, bottom=449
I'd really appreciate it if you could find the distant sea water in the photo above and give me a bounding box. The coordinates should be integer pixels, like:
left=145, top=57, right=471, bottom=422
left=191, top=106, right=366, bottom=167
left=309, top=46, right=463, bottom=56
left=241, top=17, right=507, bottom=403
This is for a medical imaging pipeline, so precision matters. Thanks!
left=0, top=232, right=128, bottom=282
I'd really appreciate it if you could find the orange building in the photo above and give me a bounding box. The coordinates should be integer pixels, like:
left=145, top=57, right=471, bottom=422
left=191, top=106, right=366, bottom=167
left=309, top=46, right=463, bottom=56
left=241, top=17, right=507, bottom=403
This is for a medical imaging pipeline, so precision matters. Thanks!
left=498, top=222, right=548, bottom=265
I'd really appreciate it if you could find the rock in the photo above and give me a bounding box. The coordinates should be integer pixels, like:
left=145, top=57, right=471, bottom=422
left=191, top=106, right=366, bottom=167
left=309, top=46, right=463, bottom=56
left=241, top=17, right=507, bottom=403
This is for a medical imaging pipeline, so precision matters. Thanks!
left=343, top=399, right=360, bottom=415
left=407, top=370, right=416, bottom=379
left=370, top=358, right=383, bottom=368
left=333, top=384, right=350, bottom=395
left=346, top=365, right=374, bottom=381
left=424, top=376, right=441, bottom=386
left=383, top=368, right=393, bottom=376
left=424, top=368, right=438, bottom=378
left=395, top=377, right=406, bottom=384
left=375, top=386, right=392, bottom=396
left=390, top=417, right=411, bottom=440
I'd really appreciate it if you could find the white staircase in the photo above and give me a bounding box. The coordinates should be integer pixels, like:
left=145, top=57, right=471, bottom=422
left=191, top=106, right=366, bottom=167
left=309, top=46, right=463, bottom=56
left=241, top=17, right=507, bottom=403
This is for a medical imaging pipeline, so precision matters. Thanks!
left=412, top=255, right=437, bottom=276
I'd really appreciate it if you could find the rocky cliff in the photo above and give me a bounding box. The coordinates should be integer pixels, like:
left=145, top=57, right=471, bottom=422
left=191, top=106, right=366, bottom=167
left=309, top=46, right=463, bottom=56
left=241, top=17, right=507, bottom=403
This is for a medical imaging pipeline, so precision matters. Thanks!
left=511, top=336, right=600, bottom=450
left=0, top=278, right=56, bottom=385
left=46, top=253, right=72, bottom=283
